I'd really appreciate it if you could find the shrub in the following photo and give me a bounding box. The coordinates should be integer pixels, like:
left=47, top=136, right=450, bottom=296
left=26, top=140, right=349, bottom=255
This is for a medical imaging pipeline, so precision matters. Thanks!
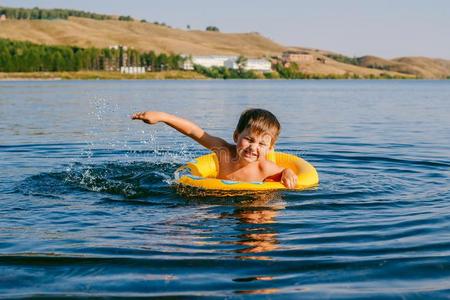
left=206, top=26, right=220, bottom=32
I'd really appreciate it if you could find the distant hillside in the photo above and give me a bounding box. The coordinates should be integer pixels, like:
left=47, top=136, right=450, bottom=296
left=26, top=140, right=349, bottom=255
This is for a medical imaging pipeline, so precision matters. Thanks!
left=0, top=17, right=285, bottom=57
left=392, top=57, right=450, bottom=79
left=290, top=48, right=450, bottom=79
left=284, top=48, right=414, bottom=78
left=355, top=55, right=450, bottom=79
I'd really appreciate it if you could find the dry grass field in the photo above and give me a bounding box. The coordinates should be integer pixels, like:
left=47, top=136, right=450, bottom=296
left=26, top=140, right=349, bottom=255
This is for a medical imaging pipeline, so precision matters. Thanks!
left=0, top=17, right=285, bottom=57
left=392, top=57, right=450, bottom=79
left=287, top=47, right=450, bottom=79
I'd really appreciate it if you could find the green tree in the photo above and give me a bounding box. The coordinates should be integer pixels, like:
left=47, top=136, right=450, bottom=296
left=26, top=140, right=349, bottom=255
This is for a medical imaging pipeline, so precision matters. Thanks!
left=235, top=55, right=248, bottom=71
left=118, top=15, right=133, bottom=21
left=206, top=26, right=220, bottom=32
left=0, top=48, right=13, bottom=72
left=156, top=53, right=168, bottom=71
left=51, top=52, right=65, bottom=71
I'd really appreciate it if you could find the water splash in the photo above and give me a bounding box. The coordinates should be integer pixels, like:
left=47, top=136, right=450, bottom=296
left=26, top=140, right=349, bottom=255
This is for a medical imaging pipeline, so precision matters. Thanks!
left=57, top=96, right=197, bottom=197
left=20, top=161, right=179, bottom=200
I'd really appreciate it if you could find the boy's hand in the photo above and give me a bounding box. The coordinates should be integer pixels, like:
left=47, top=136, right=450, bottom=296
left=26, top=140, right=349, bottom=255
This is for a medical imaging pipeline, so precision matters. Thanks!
left=281, top=168, right=298, bottom=189
left=131, top=111, right=163, bottom=124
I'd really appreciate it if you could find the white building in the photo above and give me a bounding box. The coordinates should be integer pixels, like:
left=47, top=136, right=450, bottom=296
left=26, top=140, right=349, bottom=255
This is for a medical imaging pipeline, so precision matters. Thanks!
left=224, top=58, right=272, bottom=72
left=120, top=66, right=146, bottom=74
left=180, top=55, right=237, bottom=70
left=180, top=55, right=272, bottom=72
left=193, top=55, right=237, bottom=68
left=179, top=57, right=194, bottom=70
left=246, top=59, right=272, bottom=72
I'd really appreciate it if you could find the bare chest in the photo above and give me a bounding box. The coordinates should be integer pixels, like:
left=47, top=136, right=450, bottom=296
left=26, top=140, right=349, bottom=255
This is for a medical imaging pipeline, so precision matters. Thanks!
left=217, top=161, right=265, bottom=182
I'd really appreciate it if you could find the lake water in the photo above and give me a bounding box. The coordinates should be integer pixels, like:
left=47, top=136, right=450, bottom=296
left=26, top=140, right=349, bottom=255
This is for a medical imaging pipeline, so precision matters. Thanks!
left=1, top=80, right=449, bottom=298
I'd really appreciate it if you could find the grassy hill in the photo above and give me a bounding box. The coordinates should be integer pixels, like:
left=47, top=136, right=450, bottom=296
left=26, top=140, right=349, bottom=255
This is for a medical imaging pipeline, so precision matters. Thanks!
left=392, top=57, right=450, bottom=79
left=283, top=48, right=413, bottom=78
left=289, top=48, right=450, bottom=79
left=353, top=55, right=450, bottom=79
left=0, top=14, right=449, bottom=79
left=0, top=17, right=285, bottom=57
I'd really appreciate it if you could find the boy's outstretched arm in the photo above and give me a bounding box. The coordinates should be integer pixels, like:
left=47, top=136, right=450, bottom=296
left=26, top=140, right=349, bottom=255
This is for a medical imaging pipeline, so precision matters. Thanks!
left=131, top=111, right=229, bottom=151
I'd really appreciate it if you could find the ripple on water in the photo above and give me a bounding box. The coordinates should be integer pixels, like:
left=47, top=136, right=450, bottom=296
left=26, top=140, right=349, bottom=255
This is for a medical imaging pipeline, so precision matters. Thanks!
left=2, top=80, right=450, bottom=297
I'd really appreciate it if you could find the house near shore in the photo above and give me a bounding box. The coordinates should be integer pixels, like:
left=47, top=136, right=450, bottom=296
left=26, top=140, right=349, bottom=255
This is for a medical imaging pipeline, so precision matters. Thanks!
left=224, top=58, right=272, bottom=72
left=181, top=55, right=272, bottom=72
left=180, top=55, right=237, bottom=70
left=180, top=58, right=194, bottom=70
left=120, top=66, right=145, bottom=74
left=282, top=51, right=314, bottom=64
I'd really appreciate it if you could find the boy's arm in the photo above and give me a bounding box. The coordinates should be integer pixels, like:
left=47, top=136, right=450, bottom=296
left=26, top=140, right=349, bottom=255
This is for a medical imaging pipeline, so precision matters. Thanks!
left=261, top=160, right=298, bottom=189
left=131, top=111, right=229, bottom=151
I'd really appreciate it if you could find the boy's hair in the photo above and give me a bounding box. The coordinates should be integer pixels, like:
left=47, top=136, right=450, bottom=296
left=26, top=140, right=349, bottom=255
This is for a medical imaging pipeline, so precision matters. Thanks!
left=235, top=108, right=281, bottom=145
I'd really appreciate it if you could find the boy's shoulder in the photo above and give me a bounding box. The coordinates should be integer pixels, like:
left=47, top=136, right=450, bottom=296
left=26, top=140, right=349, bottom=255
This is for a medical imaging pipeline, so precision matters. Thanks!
left=258, top=158, right=284, bottom=181
left=214, top=142, right=236, bottom=163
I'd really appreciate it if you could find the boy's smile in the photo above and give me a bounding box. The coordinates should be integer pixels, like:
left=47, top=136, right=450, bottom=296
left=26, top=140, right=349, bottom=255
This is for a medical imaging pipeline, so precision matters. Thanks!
left=234, top=128, right=273, bottom=163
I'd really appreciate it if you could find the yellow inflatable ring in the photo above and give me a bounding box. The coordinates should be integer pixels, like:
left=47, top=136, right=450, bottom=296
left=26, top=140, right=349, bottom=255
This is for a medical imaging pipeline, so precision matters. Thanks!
left=175, top=151, right=319, bottom=191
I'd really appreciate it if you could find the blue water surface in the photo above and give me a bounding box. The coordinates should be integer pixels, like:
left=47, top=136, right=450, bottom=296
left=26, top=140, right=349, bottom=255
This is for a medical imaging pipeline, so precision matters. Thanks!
left=0, top=80, right=449, bottom=299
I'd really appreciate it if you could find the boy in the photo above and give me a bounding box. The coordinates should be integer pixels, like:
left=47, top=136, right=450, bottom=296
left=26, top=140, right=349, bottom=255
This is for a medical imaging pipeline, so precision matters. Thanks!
left=131, top=108, right=298, bottom=188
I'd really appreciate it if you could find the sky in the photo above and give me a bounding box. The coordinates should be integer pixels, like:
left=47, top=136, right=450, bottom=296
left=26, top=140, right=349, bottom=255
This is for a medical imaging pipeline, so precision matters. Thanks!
left=1, top=0, right=449, bottom=59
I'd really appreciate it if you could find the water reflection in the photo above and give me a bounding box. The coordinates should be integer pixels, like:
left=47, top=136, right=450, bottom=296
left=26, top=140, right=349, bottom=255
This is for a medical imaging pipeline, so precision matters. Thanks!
left=235, top=288, right=280, bottom=295
left=222, top=193, right=285, bottom=295
left=223, top=192, right=285, bottom=260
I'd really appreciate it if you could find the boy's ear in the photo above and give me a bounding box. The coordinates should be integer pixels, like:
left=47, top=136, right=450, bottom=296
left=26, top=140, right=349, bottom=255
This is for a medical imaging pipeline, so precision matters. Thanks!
left=233, top=131, right=238, bottom=143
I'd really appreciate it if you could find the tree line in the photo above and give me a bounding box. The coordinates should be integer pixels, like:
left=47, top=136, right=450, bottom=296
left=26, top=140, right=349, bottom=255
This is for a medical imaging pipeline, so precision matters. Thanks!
left=0, top=6, right=133, bottom=21
left=1, top=38, right=407, bottom=79
left=0, top=37, right=262, bottom=78
left=0, top=39, right=185, bottom=72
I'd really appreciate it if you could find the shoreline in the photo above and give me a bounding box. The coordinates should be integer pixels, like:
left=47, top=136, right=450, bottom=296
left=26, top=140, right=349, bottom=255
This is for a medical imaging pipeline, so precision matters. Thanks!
left=0, top=71, right=209, bottom=81
left=0, top=77, right=63, bottom=81
left=0, top=71, right=442, bottom=81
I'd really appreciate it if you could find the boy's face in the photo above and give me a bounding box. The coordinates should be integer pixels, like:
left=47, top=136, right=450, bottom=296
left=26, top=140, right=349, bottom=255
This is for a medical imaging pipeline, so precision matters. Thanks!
left=234, top=128, right=274, bottom=163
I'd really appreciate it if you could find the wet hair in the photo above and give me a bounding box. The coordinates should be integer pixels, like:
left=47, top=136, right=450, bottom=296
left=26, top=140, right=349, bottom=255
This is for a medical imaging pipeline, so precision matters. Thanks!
left=234, top=108, right=281, bottom=145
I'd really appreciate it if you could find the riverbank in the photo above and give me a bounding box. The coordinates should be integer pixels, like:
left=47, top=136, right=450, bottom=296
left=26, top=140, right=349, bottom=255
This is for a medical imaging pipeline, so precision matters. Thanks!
left=0, top=71, right=208, bottom=80
left=0, top=70, right=421, bottom=80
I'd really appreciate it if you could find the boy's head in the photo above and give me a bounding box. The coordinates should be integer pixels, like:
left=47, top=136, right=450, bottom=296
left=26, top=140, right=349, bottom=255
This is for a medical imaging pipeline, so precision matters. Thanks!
left=233, top=108, right=281, bottom=147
